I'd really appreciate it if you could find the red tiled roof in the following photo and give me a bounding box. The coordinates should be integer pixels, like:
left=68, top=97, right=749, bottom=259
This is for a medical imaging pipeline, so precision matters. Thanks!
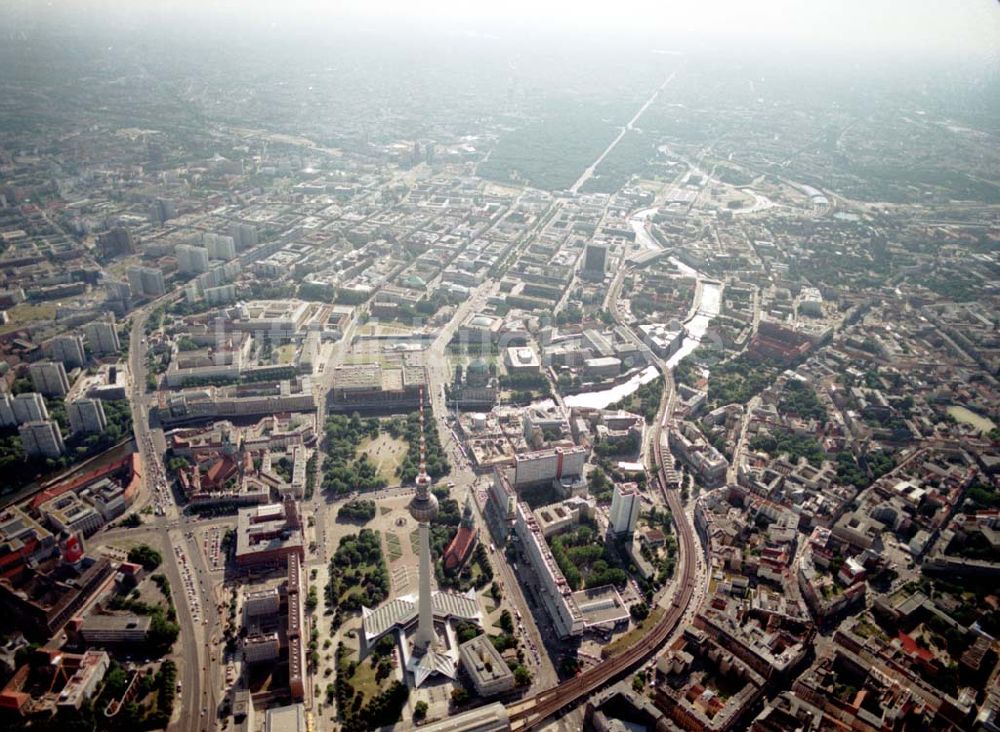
left=204, top=456, right=237, bottom=489
left=898, top=631, right=934, bottom=662
left=30, top=453, right=138, bottom=509
left=443, top=526, right=477, bottom=571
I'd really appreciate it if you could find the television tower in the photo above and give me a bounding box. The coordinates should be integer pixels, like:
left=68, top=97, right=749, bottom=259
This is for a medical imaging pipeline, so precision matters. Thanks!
left=408, top=385, right=438, bottom=652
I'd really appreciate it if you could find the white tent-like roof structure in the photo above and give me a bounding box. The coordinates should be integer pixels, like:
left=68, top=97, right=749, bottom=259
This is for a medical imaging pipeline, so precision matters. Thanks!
left=361, top=588, right=482, bottom=644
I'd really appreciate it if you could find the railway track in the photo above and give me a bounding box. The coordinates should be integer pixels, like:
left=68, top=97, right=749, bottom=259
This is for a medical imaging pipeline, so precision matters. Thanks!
left=507, top=380, right=696, bottom=730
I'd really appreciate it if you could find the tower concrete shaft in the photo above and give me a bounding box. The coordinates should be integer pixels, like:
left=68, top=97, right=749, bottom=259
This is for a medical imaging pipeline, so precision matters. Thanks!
left=408, top=384, right=438, bottom=653
left=413, top=520, right=435, bottom=651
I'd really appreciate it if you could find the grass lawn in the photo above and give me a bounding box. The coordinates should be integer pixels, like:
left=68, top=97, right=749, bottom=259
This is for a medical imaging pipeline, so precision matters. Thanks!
left=357, top=323, right=414, bottom=337
left=135, top=576, right=171, bottom=608
left=357, top=432, right=408, bottom=484
left=337, top=564, right=377, bottom=604
left=110, top=538, right=157, bottom=554
left=483, top=182, right=523, bottom=197
left=854, top=618, right=887, bottom=641
left=347, top=654, right=384, bottom=702
left=601, top=606, right=665, bottom=659
left=409, top=530, right=420, bottom=555
left=276, top=344, right=297, bottom=364
left=386, top=533, right=403, bottom=562
left=0, top=302, right=59, bottom=333
left=341, top=585, right=367, bottom=603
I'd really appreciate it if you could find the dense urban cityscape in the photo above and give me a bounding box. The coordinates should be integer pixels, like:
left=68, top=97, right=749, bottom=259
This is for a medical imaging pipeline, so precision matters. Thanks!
left=0, top=3, right=998, bottom=731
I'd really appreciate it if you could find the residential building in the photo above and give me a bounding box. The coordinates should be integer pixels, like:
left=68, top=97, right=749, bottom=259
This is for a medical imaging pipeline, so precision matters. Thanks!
left=287, top=554, right=305, bottom=700
left=513, top=447, right=587, bottom=487
left=83, top=319, right=120, bottom=355
left=0, top=555, right=114, bottom=639
left=176, top=243, right=211, bottom=274
left=609, top=483, right=641, bottom=536
left=204, top=284, right=237, bottom=305
left=534, top=496, right=595, bottom=537
left=244, top=588, right=280, bottom=617
left=30, top=361, right=71, bottom=396
left=126, top=265, right=166, bottom=297
left=96, top=227, right=135, bottom=258
left=670, top=420, right=728, bottom=486
left=203, top=232, right=237, bottom=260
left=0, top=393, right=13, bottom=427
left=585, top=682, right=666, bottom=732
left=513, top=498, right=630, bottom=639
left=639, top=321, right=685, bottom=358
left=230, top=222, right=259, bottom=250
left=47, top=335, right=86, bottom=369
left=0, top=392, right=48, bottom=426
left=514, top=500, right=584, bottom=637
left=67, top=398, right=107, bottom=435
left=19, top=420, right=66, bottom=458
left=582, top=241, right=608, bottom=280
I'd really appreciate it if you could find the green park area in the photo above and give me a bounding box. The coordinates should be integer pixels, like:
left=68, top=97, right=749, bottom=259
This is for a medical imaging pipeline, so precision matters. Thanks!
left=322, top=413, right=450, bottom=497
left=326, top=529, right=389, bottom=622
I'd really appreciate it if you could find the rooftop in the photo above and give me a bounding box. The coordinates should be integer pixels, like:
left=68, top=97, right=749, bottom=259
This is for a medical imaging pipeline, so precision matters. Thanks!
left=459, top=633, right=515, bottom=686
left=361, top=588, right=482, bottom=643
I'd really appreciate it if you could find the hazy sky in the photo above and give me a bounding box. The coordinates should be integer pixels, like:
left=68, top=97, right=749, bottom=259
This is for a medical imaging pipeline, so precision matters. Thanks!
left=5, top=0, right=1000, bottom=60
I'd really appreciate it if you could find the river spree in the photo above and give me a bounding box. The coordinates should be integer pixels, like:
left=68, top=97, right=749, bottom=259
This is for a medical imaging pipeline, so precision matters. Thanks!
left=561, top=208, right=722, bottom=410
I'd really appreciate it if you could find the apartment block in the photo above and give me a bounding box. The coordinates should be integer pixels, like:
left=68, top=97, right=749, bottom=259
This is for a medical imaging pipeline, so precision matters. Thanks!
left=19, top=420, right=66, bottom=458
left=0, top=392, right=49, bottom=426
left=67, top=398, right=107, bottom=435
left=609, top=482, right=641, bottom=536
left=83, top=319, right=120, bottom=355
left=29, top=362, right=71, bottom=397
left=46, top=335, right=86, bottom=369
left=126, top=265, right=166, bottom=297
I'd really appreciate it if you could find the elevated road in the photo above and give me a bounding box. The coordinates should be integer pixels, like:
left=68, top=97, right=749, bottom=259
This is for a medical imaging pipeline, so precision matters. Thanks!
left=506, top=370, right=696, bottom=730
left=507, top=209, right=712, bottom=727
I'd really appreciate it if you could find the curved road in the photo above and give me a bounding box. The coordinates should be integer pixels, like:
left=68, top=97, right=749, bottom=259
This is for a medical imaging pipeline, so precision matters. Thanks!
left=122, top=294, right=219, bottom=732
left=506, top=207, right=718, bottom=727
left=506, top=369, right=696, bottom=730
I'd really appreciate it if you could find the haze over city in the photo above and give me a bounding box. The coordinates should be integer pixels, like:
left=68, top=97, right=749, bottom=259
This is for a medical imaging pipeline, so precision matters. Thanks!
left=0, top=2, right=996, bottom=732
left=4, top=0, right=999, bottom=56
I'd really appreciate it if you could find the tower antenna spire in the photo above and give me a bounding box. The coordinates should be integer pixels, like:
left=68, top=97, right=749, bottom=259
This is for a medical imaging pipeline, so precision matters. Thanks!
left=417, top=385, right=429, bottom=487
